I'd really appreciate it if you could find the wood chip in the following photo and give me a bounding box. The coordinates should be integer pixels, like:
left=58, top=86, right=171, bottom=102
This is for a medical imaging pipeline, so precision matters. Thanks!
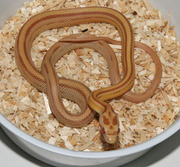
left=48, top=137, right=56, bottom=145
left=43, top=93, right=52, bottom=114
left=143, top=0, right=154, bottom=11
left=0, top=0, right=179, bottom=152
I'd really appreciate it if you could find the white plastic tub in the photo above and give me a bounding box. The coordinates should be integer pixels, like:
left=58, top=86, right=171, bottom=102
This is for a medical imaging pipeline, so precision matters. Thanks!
left=0, top=0, right=180, bottom=167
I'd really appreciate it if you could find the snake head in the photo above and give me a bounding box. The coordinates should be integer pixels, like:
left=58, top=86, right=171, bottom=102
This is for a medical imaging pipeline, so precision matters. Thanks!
left=99, top=105, right=120, bottom=144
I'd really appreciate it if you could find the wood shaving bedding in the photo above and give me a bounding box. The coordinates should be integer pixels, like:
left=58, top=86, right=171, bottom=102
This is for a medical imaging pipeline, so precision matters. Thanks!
left=0, top=0, right=179, bottom=151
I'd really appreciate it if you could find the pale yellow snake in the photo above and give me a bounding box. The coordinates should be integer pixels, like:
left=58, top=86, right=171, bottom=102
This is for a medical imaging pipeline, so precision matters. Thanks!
left=15, top=7, right=162, bottom=144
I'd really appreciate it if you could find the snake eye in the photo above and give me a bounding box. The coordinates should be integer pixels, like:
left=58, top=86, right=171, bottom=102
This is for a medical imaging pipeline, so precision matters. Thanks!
left=101, top=127, right=105, bottom=134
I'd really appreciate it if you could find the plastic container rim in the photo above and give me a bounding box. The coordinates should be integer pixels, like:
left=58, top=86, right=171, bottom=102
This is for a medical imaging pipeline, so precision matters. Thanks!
left=0, top=113, right=179, bottom=159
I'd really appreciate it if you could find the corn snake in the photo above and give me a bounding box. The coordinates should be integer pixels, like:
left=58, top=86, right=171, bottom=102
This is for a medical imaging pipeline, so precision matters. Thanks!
left=15, top=7, right=162, bottom=144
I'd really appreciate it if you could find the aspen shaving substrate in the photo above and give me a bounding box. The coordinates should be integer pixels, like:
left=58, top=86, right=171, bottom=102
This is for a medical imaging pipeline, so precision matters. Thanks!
left=0, top=0, right=179, bottom=151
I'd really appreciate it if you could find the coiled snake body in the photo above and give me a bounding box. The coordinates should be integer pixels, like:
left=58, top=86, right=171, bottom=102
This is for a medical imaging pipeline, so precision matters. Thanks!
left=15, top=7, right=162, bottom=144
